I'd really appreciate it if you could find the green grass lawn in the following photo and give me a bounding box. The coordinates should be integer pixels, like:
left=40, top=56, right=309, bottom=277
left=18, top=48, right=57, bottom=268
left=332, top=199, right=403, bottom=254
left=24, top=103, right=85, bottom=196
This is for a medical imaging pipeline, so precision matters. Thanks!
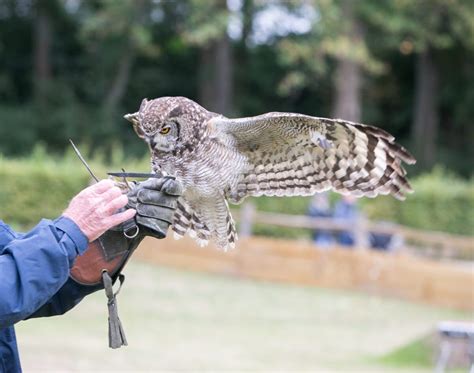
left=17, top=261, right=470, bottom=372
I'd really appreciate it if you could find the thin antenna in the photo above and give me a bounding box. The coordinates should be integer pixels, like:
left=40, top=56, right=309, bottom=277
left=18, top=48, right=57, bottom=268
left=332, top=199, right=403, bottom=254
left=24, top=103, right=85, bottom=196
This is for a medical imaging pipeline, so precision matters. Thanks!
left=121, top=168, right=132, bottom=191
left=69, top=139, right=99, bottom=183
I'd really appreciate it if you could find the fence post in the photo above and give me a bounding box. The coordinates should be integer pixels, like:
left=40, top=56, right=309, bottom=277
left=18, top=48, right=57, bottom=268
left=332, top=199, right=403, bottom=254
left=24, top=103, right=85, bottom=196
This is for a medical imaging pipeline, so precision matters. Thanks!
left=354, top=215, right=370, bottom=249
left=239, top=201, right=255, bottom=238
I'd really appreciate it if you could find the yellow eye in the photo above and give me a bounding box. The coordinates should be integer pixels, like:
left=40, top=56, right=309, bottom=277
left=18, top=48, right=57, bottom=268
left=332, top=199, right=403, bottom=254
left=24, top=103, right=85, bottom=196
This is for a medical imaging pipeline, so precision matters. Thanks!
left=160, top=126, right=170, bottom=135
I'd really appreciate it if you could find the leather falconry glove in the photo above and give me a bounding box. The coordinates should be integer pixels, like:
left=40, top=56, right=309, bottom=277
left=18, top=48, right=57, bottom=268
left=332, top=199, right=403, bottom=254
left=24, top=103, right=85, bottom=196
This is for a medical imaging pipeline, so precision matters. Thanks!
left=70, top=176, right=183, bottom=286
left=69, top=176, right=183, bottom=349
left=123, top=177, right=182, bottom=240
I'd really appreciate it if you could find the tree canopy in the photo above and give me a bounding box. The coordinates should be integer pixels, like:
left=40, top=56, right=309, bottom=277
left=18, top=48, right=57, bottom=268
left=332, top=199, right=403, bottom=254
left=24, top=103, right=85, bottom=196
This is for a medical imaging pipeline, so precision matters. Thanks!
left=0, top=0, right=472, bottom=175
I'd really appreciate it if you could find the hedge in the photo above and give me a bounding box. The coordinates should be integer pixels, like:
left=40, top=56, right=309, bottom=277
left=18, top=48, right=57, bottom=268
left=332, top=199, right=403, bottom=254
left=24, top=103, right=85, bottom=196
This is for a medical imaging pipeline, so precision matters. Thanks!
left=361, top=167, right=474, bottom=235
left=0, top=147, right=149, bottom=230
left=0, top=150, right=472, bottom=236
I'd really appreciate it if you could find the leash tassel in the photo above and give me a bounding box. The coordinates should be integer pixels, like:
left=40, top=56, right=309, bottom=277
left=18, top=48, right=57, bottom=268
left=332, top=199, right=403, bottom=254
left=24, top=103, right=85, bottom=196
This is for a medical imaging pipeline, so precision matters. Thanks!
left=102, top=271, right=128, bottom=349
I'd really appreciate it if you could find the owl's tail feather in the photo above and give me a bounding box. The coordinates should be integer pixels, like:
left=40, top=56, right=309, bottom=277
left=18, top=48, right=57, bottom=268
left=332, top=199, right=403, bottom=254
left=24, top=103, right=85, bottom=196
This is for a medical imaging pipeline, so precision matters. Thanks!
left=172, top=198, right=211, bottom=247
left=171, top=197, right=237, bottom=250
left=222, top=199, right=238, bottom=250
left=194, top=197, right=237, bottom=250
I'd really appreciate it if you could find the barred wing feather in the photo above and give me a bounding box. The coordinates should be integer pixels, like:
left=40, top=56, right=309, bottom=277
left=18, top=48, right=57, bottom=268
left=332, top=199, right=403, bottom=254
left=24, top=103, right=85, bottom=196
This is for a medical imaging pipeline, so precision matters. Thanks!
left=212, top=113, right=416, bottom=203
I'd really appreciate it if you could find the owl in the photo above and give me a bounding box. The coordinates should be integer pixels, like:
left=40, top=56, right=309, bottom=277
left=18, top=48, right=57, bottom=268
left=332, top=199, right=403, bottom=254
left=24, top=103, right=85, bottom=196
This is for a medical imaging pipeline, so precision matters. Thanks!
left=125, top=96, right=415, bottom=250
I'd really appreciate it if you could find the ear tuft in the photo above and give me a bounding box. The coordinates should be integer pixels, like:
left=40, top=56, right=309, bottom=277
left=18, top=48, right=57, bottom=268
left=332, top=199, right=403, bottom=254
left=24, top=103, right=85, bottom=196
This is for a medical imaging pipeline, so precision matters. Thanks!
left=124, top=112, right=139, bottom=125
left=139, top=98, right=149, bottom=112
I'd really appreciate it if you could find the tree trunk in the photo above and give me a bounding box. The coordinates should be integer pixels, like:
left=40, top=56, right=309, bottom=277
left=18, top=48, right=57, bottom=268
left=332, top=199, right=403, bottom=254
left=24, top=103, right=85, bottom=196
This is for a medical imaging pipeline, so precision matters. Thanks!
left=33, top=0, right=53, bottom=100
left=197, top=2, right=233, bottom=115
left=198, top=37, right=234, bottom=116
left=214, top=33, right=233, bottom=115
left=198, top=45, right=216, bottom=110
left=102, top=1, right=149, bottom=115
left=241, top=0, right=253, bottom=49
left=103, top=46, right=136, bottom=113
left=332, top=0, right=362, bottom=122
left=412, top=48, right=439, bottom=168
left=235, top=0, right=253, bottom=112
left=333, top=59, right=362, bottom=122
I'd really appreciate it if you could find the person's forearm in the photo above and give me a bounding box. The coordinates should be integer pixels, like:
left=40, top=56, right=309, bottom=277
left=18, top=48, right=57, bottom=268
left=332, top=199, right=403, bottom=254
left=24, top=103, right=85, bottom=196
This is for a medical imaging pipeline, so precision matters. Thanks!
left=0, top=217, right=87, bottom=328
left=28, top=277, right=102, bottom=319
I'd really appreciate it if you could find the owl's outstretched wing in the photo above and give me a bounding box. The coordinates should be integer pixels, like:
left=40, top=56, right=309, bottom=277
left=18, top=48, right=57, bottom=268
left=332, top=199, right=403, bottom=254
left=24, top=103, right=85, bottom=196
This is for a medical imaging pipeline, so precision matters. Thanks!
left=210, top=112, right=416, bottom=203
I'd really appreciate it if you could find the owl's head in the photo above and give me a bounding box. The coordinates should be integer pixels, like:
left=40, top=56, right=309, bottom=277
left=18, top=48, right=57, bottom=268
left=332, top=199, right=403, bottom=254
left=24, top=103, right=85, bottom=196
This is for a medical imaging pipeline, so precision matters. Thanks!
left=125, top=96, right=212, bottom=154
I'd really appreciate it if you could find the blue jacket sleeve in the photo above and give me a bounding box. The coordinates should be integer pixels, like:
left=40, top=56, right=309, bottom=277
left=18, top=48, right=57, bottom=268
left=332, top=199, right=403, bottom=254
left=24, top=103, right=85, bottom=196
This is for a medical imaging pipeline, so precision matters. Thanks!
left=27, top=277, right=102, bottom=319
left=0, top=217, right=89, bottom=328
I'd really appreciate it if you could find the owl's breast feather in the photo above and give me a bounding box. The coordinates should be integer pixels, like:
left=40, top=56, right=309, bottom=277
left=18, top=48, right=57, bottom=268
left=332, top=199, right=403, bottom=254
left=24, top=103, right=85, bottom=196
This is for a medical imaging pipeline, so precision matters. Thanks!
left=153, top=140, right=246, bottom=200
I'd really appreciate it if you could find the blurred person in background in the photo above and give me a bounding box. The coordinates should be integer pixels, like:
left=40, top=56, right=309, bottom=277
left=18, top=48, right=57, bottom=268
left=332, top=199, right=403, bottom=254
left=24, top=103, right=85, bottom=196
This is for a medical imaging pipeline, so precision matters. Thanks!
left=0, top=178, right=181, bottom=372
left=334, top=195, right=359, bottom=247
left=307, top=193, right=334, bottom=248
left=369, top=222, right=404, bottom=252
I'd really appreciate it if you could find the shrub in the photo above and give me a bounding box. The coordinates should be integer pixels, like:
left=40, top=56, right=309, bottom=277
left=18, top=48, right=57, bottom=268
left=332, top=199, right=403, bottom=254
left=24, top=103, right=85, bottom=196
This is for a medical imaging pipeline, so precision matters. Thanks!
left=0, top=150, right=89, bottom=229
left=361, top=167, right=474, bottom=235
left=0, top=146, right=149, bottom=230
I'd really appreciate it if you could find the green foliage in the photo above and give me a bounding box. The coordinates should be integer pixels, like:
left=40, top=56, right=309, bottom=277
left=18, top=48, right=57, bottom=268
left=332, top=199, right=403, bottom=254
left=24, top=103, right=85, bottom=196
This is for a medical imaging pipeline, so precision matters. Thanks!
left=276, top=0, right=386, bottom=95
left=0, top=0, right=472, bottom=176
left=181, top=0, right=229, bottom=46
left=376, top=335, right=433, bottom=368
left=364, top=0, right=474, bottom=51
left=0, top=0, right=473, bottom=232
left=361, top=168, right=474, bottom=235
left=275, top=0, right=474, bottom=175
left=80, top=0, right=158, bottom=57
left=0, top=147, right=90, bottom=228
left=0, top=105, right=38, bottom=155
left=0, top=146, right=149, bottom=229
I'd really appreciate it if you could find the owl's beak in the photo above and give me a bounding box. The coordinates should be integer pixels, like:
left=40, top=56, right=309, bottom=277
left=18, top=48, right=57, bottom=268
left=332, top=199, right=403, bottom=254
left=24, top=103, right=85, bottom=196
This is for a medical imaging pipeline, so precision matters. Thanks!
left=124, top=112, right=139, bottom=126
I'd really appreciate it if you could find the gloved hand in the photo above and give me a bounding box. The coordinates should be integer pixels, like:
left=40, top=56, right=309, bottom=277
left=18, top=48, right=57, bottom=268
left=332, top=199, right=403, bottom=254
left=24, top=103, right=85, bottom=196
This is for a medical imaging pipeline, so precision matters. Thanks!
left=69, top=176, right=184, bottom=350
left=123, top=177, right=183, bottom=239
left=63, top=179, right=136, bottom=242
left=71, top=176, right=183, bottom=287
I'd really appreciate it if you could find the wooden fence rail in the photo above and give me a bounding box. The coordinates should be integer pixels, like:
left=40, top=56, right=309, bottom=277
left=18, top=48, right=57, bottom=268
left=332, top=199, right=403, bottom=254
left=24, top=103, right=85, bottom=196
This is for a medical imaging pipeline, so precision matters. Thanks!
left=237, top=203, right=474, bottom=259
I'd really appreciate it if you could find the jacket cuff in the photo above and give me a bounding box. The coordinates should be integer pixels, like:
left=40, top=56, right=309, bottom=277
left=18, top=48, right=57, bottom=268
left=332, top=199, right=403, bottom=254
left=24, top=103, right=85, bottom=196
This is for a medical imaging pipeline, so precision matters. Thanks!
left=55, top=216, right=89, bottom=255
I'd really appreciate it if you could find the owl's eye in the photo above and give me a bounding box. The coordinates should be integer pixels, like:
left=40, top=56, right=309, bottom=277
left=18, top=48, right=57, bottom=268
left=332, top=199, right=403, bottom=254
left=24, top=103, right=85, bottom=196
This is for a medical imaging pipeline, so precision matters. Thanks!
left=160, top=126, right=171, bottom=135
